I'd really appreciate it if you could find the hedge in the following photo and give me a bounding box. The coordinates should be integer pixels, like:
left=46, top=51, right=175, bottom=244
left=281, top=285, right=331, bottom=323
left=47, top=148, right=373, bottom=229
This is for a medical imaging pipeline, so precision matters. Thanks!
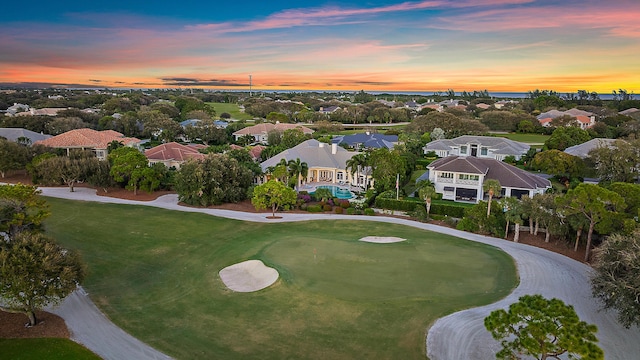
left=375, top=197, right=466, bottom=218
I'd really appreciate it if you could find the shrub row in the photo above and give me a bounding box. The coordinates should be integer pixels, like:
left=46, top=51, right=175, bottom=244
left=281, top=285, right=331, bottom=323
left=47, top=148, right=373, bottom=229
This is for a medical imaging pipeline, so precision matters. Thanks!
left=375, top=198, right=466, bottom=218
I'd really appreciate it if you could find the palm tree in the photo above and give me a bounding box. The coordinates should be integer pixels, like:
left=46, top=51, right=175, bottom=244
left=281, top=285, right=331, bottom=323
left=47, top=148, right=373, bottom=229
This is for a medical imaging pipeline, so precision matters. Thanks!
left=483, top=179, right=502, bottom=218
left=288, top=158, right=308, bottom=191
left=346, top=153, right=367, bottom=187
left=417, top=181, right=437, bottom=217
left=501, top=197, right=523, bottom=242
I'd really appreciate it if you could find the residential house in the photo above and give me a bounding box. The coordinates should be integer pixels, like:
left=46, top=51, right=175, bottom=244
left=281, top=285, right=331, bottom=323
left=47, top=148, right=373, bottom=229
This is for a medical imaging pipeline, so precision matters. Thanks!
left=259, top=139, right=373, bottom=189
left=16, top=107, right=68, bottom=116
left=0, top=128, right=51, bottom=144
left=34, top=128, right=141, bottom=160
left=332, top=132, right=398, bottom=150
left=318, top=106, right=341, bottom=115
left=563, top=138, right=619, bottom=159
left=427, top=156, right=551, bottom=203
left=145, top=142, right=206, bottom=169
left=536, top=108, right=596, bottom=129
left=232, top=122, right=314, bottom=144
left=424, top=135, right=530, bottom=161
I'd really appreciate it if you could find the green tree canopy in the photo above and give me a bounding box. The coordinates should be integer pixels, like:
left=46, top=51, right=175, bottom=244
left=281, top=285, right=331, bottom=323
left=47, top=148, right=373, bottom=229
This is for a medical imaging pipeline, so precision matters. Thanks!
left=591, top=231, right=640, bottom=328
left=0, top=232, right=85, bottom=326
left=531, top=150, right=585, bottom=178
left=108, top=147, right=149, bottom=192
left=369, top=148, right=405, bottom=192
left=588, top=139, right=640, bottom=183
left=556, top=183, right=625, bottom=261
left=174, top=154, right=253, bottom=206
left=484, top=294, right=603, bottom=360
left=0, top=138, right=30, bottom=178
left=251, top=180, right=297, bottom=217
left=0, top=184, right=50, bottom=237
left=544, top=126, right=591, bottom=151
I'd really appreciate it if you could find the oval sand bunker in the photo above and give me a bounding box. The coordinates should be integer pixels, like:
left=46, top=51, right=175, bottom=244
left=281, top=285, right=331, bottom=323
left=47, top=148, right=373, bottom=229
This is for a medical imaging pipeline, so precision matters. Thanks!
left=219, top=260, right=279, bottom=292
left=359, top=236, right=406, bottom=243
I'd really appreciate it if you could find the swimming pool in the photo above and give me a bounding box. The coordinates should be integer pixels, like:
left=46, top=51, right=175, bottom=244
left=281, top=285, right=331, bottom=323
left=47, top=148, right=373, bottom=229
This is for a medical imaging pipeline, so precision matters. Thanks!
left=311, top=185, right=355, bottom=200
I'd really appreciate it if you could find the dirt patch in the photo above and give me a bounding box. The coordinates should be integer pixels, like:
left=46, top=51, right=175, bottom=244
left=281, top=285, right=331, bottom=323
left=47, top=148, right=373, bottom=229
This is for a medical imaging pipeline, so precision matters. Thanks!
left=0, top=310, right=69, bottom=339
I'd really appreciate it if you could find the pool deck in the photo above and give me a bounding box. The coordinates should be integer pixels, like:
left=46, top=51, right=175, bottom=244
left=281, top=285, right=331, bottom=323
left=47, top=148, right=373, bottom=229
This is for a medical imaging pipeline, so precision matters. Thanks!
left=300, top=181, right=365, bottom=194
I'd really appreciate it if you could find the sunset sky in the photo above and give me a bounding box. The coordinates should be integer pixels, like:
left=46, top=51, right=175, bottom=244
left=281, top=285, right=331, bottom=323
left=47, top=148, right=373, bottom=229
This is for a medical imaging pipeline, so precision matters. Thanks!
left=1, top=0, right=639, bottom=93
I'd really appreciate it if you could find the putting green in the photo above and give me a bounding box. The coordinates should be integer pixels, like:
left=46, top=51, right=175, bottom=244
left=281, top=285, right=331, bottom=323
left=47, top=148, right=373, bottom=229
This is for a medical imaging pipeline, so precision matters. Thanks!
left=264, top=238, right=507, bottom=301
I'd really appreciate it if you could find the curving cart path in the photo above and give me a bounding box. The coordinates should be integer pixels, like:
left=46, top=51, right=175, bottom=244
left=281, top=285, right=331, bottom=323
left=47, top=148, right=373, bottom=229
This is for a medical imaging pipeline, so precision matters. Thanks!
left=38, top=187, right=640, bottom=360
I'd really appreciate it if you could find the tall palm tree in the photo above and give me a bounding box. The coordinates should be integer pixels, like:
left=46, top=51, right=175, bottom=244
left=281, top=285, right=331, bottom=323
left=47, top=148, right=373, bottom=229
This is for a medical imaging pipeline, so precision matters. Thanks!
left=483, top=179, right=502, bottom=218
left=346, top=153, right=367, bottom=187
left=417, top=181, right=437, bottom=217
left=288, top=158, right=308, bottom=191
left=501, top=197, right=523, bottom=242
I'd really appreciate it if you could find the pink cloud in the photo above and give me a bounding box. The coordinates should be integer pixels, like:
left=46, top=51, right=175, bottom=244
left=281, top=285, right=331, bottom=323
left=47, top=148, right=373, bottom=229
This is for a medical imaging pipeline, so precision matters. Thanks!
left=431, top=5, right=640, bottom=38
left=189, top=0, right=533, bottom=33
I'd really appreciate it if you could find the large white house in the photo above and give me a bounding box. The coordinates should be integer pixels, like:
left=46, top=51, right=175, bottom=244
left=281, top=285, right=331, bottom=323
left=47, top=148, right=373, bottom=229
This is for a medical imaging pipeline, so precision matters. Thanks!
left=427, top=156, right=551, bottom=203
left=259, top=139, right=373, bottom=189
left=424, top=135, right=530, bottom=161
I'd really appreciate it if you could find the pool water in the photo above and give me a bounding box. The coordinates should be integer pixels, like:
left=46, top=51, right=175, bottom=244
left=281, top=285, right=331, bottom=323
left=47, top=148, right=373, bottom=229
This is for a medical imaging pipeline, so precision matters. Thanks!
left=312, top=185, right=355, bottom=199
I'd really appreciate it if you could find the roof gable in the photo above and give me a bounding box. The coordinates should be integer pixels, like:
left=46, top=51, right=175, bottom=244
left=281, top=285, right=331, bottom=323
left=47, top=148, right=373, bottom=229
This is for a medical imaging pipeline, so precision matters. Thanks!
left=145, top=142, right=205, bottom=162
left=34, top=128, right=140, bottom=149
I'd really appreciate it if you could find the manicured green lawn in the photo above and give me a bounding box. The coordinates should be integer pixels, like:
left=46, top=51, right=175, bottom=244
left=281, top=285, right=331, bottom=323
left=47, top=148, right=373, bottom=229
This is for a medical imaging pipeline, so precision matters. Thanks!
left=496, top=133, right=549, bottom=145
left=44, top=197, right=517, bottom=360
left=206, top=102, right=254, bottom=120
left=0, top=338, right=101, bottom=360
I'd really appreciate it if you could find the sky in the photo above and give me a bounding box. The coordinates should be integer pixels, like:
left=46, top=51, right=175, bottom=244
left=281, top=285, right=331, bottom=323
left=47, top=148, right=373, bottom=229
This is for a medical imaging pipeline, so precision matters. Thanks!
left=1, top=0, right=639, bottom=93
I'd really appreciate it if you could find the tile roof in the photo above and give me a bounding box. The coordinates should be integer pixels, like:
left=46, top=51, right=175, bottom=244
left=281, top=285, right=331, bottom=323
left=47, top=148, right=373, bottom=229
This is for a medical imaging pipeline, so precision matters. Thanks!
left=34, top=128, right=141, bottom=149
left=429, top=156, right=550, bottom=190
left=0, top=127, right=51, bottom=143
left=233, top=123, right=314, bottom=136
left=332, top=133, right=398, bottom=149
left=425, top=135, right=529, bottom=156
left=260, top=139, right=360, bottom=172
left=564, top=138, right=619, bottom=158
left=145, top=142, right=205, bottom=162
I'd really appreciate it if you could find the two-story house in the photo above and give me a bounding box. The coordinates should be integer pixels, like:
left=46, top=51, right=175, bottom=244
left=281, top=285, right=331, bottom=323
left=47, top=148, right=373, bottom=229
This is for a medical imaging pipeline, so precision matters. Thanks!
left=424, top=135, right=530, bottom=161
left=427, top=156, right=551, bottom=203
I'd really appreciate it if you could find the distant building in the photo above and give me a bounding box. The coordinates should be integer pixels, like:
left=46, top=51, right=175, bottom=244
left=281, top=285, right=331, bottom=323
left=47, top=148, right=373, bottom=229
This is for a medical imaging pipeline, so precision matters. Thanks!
left=145, top=142, right=206, bottom=169
left=0, top=128, right=51, bottom=145
left=564, top=138, right=619, bottom=159
left=34, top=128, right=141, bottom=160
left=332, top=132, right=398, bottom=150
left=424, top=135, right=530, bottom=161
left=232, top=123, right=314, bottom=144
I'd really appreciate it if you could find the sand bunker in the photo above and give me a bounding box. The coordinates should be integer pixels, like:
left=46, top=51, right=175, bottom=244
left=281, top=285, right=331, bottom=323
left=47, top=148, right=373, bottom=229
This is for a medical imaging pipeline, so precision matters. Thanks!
left=219, top=260, right=279, bottom=292
left=359, top=236, right=406, bottom=243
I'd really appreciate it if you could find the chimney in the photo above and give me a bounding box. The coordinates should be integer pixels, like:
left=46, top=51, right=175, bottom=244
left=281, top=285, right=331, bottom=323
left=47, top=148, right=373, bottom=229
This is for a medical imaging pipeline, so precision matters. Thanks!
left=331, top=143, right=337, bottom=154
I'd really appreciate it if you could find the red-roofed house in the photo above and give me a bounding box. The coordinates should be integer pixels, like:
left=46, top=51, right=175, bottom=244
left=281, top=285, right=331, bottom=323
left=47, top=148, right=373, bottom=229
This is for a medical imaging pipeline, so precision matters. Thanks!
left=34, top=128, right=141, bottom=160
left=145, top=142, right=206, bottom=169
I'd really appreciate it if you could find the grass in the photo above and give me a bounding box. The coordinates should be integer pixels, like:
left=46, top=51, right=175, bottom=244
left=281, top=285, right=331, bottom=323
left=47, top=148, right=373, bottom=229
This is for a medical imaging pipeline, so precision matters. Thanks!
left=43, top=197, right=517, bottom=360
left=206, top=102, right=254, bottom=121
left=0, top=338, right=101, bottom=360
left=495, top=133, right=549, bottom=145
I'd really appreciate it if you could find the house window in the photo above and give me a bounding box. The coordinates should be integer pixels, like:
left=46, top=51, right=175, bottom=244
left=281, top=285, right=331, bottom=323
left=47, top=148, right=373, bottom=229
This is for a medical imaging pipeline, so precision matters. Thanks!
left=480, top=147, right=488, bottom=156
left=460, top=146, right=467, bottom=155
left=441, top=172, right=453, bottom=179
left=337, top=172, right=344, bottom=180
left=459, top=174, right=479, bottom=181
